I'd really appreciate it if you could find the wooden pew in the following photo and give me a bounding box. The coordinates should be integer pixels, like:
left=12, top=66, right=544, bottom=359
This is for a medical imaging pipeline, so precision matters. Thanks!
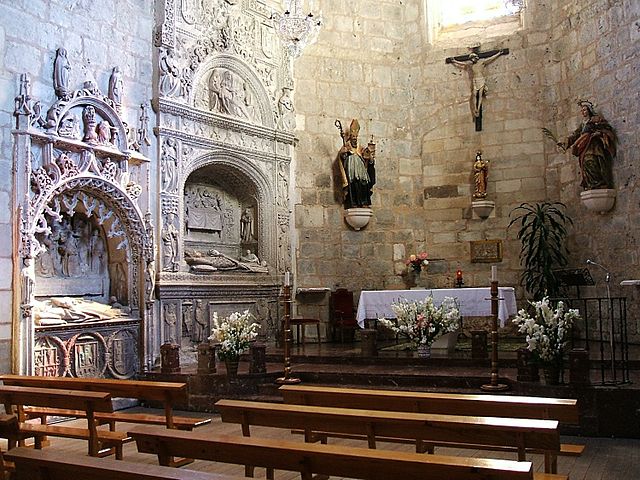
left=0, top=374, right=210, bottom=431
left=215, top=398, right=561, bottom=473
left=129, top=425, right=567, bottom=480
left=0, top=385, right=130, bottom=459
left=5, top=447, right=243, bottom=480
left=280, top=384, right=585, bottom=458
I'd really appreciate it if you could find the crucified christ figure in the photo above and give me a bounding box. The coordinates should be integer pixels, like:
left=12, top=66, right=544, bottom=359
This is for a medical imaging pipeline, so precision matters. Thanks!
left=446, top=48, right=508, bottom=131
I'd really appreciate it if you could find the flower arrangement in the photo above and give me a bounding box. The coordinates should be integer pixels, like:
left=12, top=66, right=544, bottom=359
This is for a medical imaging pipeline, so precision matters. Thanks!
left=406, top=252, right=429, bottom=273
left=208, top=310, right=260, bottom=360
left=512, top=297, right=579, bottom=365
left=378, top=295, right=460, bottom=348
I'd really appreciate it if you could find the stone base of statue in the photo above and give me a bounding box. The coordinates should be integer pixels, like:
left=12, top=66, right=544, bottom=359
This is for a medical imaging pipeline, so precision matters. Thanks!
left=344, top=207, right=373, bottom=230
left=580, top=189, right=615, bottom=214
left=471, top=199, right=495, bottom=219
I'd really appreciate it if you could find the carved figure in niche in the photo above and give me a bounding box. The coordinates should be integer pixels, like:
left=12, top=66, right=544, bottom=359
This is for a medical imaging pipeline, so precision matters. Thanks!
left=58, top=111, right=81, bottom=139
left=555, top=101, right=617, bottom=190
left=53, top=47, right=71, bottom=100
left=108, top=66, right=124, bottom=107
left=240, top=249, right=260, bottom=264
left=336, top=119, right=376, bottom=209
left=145, top=260, right=156, bottom=302
left=446, top=48, right=508, bottom=130
left=97, top=121, right=113, bottom=145
left=161, top=138, right=179, bottom=193
left=164, top=303, right=177, bottom=343
left=240, top=208, right=253, bottom=243
left=161, top=212, right=179, bottom=272
left=193, top=299, right=207, bottom=343
left=182, top=303, right=193, bottom=338
left=159, top=48, right=181, bottom=97
left=109, top=261, right=128, bottom=304
left=82, top=106, right=98, bottom=144
left=277, top=87, right=296, bottom=130
left=137, top=103, right=152, bottom=149
left=21, top=257, right=35, bottom=305
left=88, top=229, right=106, bottom=273
left=36, top=237, right=56, bottom=277
left=473, top=151, right=489, bottom=199
left=277, top=161, right=289, bottom=207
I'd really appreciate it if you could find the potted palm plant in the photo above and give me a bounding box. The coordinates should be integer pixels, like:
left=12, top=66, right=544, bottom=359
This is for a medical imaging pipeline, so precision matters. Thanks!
left=508, top=201, right=573, bottom=300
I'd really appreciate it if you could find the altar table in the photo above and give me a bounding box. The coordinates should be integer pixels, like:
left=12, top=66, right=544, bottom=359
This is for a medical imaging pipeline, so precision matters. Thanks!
left=356, top=287, right=518, bottom=329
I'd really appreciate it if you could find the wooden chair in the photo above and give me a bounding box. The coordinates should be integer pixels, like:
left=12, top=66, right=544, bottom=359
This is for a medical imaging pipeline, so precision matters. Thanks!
left=329, top=288, right=357, bottom=342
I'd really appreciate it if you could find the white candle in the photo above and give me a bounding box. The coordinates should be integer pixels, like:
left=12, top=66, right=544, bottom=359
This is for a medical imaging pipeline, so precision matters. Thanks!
left=284, top=271, right=291, bottom=286
left=491, top=265, right=498, bottom=282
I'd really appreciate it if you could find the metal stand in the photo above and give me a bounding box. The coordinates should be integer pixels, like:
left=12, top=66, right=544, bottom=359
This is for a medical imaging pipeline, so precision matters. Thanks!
left=481, top=281, right=509, bottom=392
left=276, top=283, right=301, bottom=384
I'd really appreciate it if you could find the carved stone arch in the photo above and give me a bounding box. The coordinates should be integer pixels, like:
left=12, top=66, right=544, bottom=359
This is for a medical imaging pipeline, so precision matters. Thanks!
left=190, top=53, right=275, bottom=129
left=49, top=96, right=129, bottom=151
left=183, top=151, right=276, bottom=264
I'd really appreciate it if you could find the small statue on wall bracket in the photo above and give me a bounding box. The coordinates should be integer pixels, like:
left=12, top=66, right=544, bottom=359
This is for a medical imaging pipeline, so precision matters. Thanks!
left=473, top=151, right=489, bottom=199
left=335, top=119, right=376, bottom=209
left=543, top=100, right=617, bottom=191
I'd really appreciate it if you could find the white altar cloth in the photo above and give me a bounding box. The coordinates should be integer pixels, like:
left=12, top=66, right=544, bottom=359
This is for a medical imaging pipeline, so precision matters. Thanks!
left=356, top=287, right=517, bottom=329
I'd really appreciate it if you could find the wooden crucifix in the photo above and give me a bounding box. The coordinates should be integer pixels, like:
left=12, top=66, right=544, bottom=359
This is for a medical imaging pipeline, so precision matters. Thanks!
left=446, top=47, right=509, bottom=131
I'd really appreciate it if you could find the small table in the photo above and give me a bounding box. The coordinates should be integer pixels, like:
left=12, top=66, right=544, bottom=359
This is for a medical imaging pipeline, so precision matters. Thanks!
left=356, top=287, right=518, bottom=328
left=290, top=318, right=321, bottom=344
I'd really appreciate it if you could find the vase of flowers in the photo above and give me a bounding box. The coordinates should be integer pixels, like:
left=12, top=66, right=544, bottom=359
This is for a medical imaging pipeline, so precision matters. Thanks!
left=378, top=295, right=460, bottom=357
left=512, top=297, right=580, bottom=385
left=208, top=310, right=260, bottom=379
left=405, top=252, right=429, bottom=288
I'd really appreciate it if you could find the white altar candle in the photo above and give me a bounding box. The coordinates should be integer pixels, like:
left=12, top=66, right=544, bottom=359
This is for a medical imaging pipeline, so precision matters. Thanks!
left=284, top=271, right=291, bottom=286
left=491, top=265, right=498, bottom=282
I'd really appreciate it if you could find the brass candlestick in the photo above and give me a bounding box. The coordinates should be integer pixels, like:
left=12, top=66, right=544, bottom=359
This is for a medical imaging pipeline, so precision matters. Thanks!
left=276, top=280, right=300, bottom=385
left=481, top=280, right=509, bottom=392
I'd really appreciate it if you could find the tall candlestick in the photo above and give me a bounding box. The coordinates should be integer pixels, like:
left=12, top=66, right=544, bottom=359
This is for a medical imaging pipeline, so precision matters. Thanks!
left=284, top=271, right=291, bottom=286
left=491, top=265, right=498, bottom=282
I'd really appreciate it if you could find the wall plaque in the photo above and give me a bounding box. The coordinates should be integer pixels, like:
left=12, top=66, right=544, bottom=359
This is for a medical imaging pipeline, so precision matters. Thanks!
left=470, top=240, right=503, bottom=263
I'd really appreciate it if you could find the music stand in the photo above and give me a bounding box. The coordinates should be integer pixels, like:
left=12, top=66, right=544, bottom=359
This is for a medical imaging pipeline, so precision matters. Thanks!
left=553, top=268, right=594, bottom=298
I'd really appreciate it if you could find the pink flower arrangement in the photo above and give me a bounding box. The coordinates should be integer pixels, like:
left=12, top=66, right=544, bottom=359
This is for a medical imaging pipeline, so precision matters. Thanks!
left=406, top=252, right=429, bottom=273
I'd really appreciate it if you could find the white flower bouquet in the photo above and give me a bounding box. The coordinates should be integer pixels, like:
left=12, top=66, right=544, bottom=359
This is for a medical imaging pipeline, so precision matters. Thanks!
left=208, top=310, right=260, bottom=360
left=378, top=296, right=460, bottom=348
left=512, top=297, right=579, bottom=365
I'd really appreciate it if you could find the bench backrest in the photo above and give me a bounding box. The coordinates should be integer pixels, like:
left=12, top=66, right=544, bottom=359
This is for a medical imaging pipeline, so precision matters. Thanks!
left=129, top=425, right=535, bottom=480
left=0, top=375, right=187, bottom=403
left=280, top=385, right=579, bottom=424
left=215, top=399, right=560, bottom=451
left=0, top=385, right=113, bottom=413
left=5, top=447, right=236, bottom=480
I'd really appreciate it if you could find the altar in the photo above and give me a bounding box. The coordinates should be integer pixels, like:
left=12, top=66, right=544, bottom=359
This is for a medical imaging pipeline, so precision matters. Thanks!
left=356, top=287, right=518, bottom=329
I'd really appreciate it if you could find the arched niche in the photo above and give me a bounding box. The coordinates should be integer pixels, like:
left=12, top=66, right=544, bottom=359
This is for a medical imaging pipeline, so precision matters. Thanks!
left=190, top=54, right=275, bottom=129
left=182, top=152, right=275, bottom=267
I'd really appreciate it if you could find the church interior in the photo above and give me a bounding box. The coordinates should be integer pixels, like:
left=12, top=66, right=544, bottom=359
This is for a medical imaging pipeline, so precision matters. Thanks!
left=0, top=0, right=639, bottom=478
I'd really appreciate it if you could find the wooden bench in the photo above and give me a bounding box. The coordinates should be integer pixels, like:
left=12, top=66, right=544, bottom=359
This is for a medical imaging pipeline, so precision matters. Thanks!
left=129, top=425, right=567, bottom=480
left=215, top=398, right=561, bottom=473
left=0, top=385, right=130, bottom=459
left=4, top=447, right=243, bottom=480
left=0, top=375, right=210, bottom=431
left=280, top=384, right=585, bottom=458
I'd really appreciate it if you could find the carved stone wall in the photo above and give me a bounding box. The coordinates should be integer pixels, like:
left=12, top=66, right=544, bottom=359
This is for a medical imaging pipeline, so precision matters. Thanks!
left=153, top=0, right=296, bottom=353
left=12, top=57, right=153, bottom=377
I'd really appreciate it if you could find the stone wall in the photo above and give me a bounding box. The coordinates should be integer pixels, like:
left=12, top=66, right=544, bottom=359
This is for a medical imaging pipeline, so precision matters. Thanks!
left=0, top=0, right=155, bottom=372
left=292, top=0, right=640, bottom=342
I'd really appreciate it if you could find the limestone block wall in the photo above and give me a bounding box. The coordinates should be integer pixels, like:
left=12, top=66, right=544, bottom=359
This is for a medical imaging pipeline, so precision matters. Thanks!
left=0, top=1, right=155, bottom=372
left=293, top=0, right=640, bottom=343
left=544, top=0, right=640, bottom=337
